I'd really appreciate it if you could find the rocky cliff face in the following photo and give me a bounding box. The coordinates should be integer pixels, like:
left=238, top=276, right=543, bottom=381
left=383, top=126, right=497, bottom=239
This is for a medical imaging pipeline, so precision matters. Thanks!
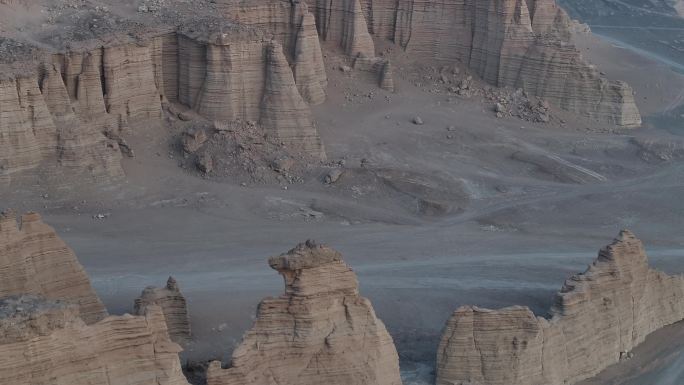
left=315, top=0, right=641, bottom=127
left=134, top=276, right=191, bottom=344
left=0, top=295, right=189, bottom=385
left=215, top=0, right=328, bottom=105
left=206, top=241, right=402, bottom=385
left=0, top=211, right=107, bottom=324
left=1, top=2, right=332, bottom=184
left=174, top=25, right=326, bottom=160
left=436, top=230, right=684, bottom=385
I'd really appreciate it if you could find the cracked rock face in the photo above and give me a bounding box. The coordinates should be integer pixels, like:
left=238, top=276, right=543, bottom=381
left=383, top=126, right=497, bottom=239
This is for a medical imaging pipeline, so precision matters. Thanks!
left=134, top=276, right=192, bottom=344
left=0, top=210, right=107, bottom=324
left=0, top=295, right=189, bottom=385
left=436, top=230, right=684, bottom=385
left=207, top=241, right=402, bottom=385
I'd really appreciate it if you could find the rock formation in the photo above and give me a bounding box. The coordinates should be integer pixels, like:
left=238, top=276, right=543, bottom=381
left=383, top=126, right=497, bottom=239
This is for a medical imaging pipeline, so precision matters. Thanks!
left=0, top=295, right=189, bottom=385
left=314, top=0, right=641, bottom=127
left=0, top=211, right=107, bottom=324
left=215, top=0, right=328, bottom=105
left=1, top=2, right=332, bottom=184
left=134, top=276, right=191, bottom=344
left=206, top=240, right=402, bottom=385
left=174, top=24, right=326, bottom=160
left=436, top=230, right=684, bottom=385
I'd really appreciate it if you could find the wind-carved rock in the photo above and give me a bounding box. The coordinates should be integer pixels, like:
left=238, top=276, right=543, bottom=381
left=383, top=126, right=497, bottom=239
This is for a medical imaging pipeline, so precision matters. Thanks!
left=0, top=295, right=190, bottom=385
left=436, top=230, right=684, bottom=385
left=215, top=0, right=329, bottom=105
left=0, top=211, right=107, bottom=324
left=315, top=0, right=376, bottom=58
left=173, top=23, right=327, bottom=160
left=134, top=276, right=191, bottom=344
left=316, top=0, right=641, bottom=127
left=1, top=5, right=331, bottom=183
left=206, top=240, right=402, bottom=385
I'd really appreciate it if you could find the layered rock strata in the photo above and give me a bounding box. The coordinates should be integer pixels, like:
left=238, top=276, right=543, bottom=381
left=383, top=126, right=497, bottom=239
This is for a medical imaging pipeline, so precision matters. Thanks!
left=215, top=0, right=328, bottom=105
left=1, top=8, right=330, bottom=183
left=436, top=230, right=684, bottom=385
left=134, top=276, right=191, bottom=344
left=0, top=211, right=107, bottom=324
left=172, top=25, right=326, bottom=160
left=315, top=0, right=641, bottom=127
left=207, top=241, right=402, bottom=385
left=0, top=295, right=189, bottom=385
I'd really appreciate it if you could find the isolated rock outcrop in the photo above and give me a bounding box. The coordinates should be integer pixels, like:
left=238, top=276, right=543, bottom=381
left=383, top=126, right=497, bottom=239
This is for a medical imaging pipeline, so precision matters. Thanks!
left=134, top=276, right=191, bottom=344
left=315, top=0, right=641, bottom=127
left=0, top=211, right=107, bottom=324
left=436, top=230, right=684, bottom=385
left=207, top=240, right=402, bottom=385
left=0, top=295, right=189, bottom=385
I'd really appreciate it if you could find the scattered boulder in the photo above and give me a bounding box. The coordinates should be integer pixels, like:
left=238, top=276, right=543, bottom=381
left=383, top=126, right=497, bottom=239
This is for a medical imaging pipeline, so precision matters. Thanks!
left=413, top=116, right=424, bottom=125
left=0, top=211, right=107, bottom=324
left=324, top=168, right=345, bottom=184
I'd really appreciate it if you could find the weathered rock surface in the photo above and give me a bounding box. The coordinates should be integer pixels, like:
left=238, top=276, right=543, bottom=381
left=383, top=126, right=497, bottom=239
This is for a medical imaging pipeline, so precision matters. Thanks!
left=316, top=0, right=641, bottom=127
left=174, top=25, right=326, bottom=160
left=436, top=230, right=684, bottom=385
left=216, top=0, right=329, bottom=105
left=134, top=276, right=191, bottom=344
left=1, top=2, right=331, bottom=183
left=206, top=240, right=402, bottom=385
left=0, top=295, right=189, bottom=385
left=0, top=211, right=107, bottom=324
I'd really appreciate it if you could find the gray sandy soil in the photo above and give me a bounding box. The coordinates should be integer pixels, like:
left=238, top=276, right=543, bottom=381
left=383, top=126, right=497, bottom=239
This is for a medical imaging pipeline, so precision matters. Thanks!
left=3, top=11, right=684, bottom=385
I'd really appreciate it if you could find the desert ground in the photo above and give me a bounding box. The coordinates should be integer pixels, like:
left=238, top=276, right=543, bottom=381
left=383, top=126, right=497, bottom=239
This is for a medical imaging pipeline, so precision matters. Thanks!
left=2, top=1, right=684, bottom=384
left=2, top=22, right=682, bottom=384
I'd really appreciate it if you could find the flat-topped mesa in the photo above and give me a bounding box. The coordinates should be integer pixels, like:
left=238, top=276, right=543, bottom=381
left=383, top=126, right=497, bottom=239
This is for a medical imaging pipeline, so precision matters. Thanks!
left=316, top=0, right=641, bottom=127
left=0, top=295, right=189, bottom=385
left=207, top=241, right=402, bottom=385
left=0, top=210, right=107, bottom=324
left=436, top=230, right=684, bottom=385
left=134, top=276, right=191, bottom=344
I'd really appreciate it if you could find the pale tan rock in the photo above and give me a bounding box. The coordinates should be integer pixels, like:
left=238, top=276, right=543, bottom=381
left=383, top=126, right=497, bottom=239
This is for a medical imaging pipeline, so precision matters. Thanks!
left=261, top=41, right=326, bottom=160
left=294, top=12, right=328, bottom=105
left=134, top=276, right=191, bottom=344
left=74, top=51, right=107, bottom=118
left=0, top=295, right=189, bottom=385
left=206, top=241, right=402, bottom=385
left=219, top=0, right=328, bottom=105
left=0, top=77, right=57, bottom=184
left=102, top=42, right=162, bottom=126
left=436, top=230, right=684, bottom=385
left=315, top=0, right=376, bottom=57
left=323, top=0, right=641, bottom=127
left=0, top=211, right=107, bottom=324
